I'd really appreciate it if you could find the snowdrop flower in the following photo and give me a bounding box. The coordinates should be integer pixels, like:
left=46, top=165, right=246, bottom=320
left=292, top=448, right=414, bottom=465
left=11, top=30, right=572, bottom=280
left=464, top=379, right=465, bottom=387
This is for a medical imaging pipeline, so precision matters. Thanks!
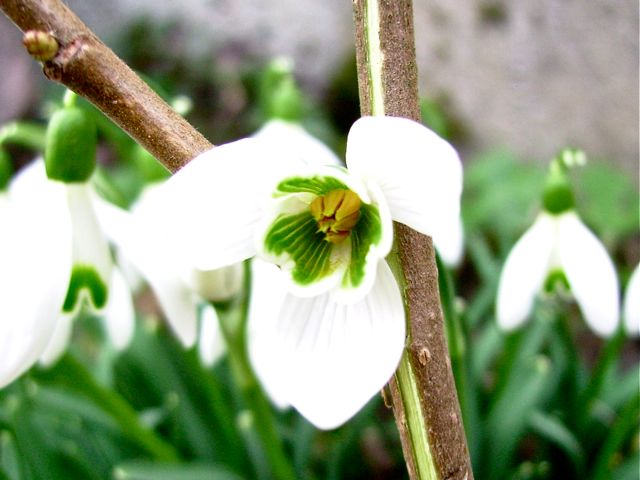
left=95, top=182, right=244, bottom=366
left=496, top=150, right=619, bottom=337
left=623, top=264, right=639, bottom=336
left=137, top=115, right=461, bottom=428
left=94, top=120, right=342, bottom=366
left=6, top=160, right=135, bottom=369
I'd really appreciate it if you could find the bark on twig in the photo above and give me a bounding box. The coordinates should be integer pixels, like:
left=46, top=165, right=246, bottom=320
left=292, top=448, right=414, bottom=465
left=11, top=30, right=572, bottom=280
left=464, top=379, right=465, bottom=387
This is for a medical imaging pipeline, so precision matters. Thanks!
left=1, top=0, right=212, bottom=172
left=353, top=1, right=473, bottom=479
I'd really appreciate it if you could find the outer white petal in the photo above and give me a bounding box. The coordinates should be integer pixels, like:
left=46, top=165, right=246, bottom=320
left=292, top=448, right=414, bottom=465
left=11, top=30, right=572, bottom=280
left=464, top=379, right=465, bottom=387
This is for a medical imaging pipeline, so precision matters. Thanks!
left=94, top=198, right=199, bottom=347
left=346, top=116, right=463, bottom=238
left=623, top=264, right=640, bottom=337
left=39, top=314, right=74, bottom=367
left=496, top=213, right=555, bottom=331
left=252, top=260, right=405, bottom=429
left=138, top=138, right=303, bottom=271
left=104, top=267, right=135, bottom=350
left=247, top=259, right=291, bottom=409
left=198, top=304, right=226, bottom=366
left=557, top=212, right=620, bottom=337
left=254, top=119, right=341, bottom=167
left=432, top=215, right=465, bottom=268
left=0, top=167, right=72, bottom=387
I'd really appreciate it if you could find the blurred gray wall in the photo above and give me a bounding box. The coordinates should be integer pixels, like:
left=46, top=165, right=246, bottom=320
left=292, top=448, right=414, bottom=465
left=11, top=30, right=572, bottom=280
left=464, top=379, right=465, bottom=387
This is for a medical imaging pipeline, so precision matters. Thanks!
left=1, top=0, right=637, bottom=176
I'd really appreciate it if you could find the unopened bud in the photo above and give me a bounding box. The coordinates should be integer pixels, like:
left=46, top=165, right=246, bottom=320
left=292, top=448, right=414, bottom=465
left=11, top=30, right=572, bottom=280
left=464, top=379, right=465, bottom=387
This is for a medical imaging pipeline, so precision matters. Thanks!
left=45, top=105, right=97, bottom=183
left=23, top=30, right=59, bottom=62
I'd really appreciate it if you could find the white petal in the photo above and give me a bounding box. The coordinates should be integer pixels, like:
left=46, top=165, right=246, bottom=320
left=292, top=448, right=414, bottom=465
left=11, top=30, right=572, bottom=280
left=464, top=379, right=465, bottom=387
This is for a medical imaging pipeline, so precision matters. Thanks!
left=247, top=259, right=291, bottom=409
left=197, top=304, right=226, bottom=366
left=623, top=264, right=640, bottom=337
left=94, top=198, right=199, bottom=347
left=251, top=260, right=405, bottom=429
left=189, top=263, right=244, bottom=303
left=138, top=138, right=303, bottom=271
left=432, top=215, right=465, bottom=268
left=39, top=314, right=74, bottom=367
left=66, top=183, right=113, bottom=298
left=557, top=212, right=620, bottom=337
left=346, top=116, right=463, bottom=237
left=0, top=176, right=72, bottom=387
left=254, top=119, right=341, bottom=167
left=104, top=267, right=135, bottom=350
left=496, top=213, right=555, bottom=331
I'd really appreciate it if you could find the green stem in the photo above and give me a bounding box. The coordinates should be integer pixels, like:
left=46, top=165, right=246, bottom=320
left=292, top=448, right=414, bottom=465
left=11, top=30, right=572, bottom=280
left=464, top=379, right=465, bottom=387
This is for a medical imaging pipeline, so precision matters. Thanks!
left=38, top=354, right=178, bottom=461
left=216, top=262, right=296, bottom=480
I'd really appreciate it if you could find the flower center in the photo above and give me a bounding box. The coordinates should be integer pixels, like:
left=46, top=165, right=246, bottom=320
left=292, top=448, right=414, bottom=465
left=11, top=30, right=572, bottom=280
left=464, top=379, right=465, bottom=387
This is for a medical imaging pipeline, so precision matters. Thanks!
left=310, top=189, right=362, bottom=244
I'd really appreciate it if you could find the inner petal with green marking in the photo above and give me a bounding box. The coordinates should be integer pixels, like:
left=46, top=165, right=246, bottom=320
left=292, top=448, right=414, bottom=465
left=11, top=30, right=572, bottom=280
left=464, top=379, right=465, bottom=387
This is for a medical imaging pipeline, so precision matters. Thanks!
left=62, top=264, right=108, bottom=313
left=263, top=176, right=384, bottom=294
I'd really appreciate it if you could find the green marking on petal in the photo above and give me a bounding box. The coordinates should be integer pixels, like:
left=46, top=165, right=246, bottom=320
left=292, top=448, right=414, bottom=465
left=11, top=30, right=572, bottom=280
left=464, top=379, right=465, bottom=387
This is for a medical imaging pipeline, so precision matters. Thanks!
left=263, top=211, right=335, bottom=286
left=275, top=175, right=348, bottom=196
left=343, top=203, right=382, bottom=289
left=62, top=264, right=108, bottom=313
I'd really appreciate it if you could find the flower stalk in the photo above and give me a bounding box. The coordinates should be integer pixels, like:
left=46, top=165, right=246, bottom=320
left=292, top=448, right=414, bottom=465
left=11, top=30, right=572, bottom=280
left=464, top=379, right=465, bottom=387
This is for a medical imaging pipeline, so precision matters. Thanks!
left=353, top=1, right=473, bottom=479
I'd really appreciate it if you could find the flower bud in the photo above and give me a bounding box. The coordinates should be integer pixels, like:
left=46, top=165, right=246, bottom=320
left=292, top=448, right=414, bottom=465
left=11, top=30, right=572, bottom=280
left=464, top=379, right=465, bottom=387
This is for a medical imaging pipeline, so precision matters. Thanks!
left=260, top=57, right=303, bottom=122
left=45, top=106, right=97, bottom=183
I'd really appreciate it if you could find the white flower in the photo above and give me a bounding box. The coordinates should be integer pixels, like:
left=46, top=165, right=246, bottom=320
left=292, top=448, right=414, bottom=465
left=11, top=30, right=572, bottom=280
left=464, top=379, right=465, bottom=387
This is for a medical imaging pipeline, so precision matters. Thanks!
left=137, top=115, right=462, bottom=428
left=496, top=210, right=620, bottom=337
left=94, top=183, right=244, bottom=366
left=0, top=160, right=134, bottom=386
left=623, top=264, right=639, bottom=337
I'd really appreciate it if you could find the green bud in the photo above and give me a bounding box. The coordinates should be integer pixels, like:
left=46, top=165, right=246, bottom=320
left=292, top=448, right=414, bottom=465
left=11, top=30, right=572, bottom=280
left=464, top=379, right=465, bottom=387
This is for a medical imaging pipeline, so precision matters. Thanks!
left=542, top=175, right=575, bottom=214
left=133, top=144, right=170, bottom=182
left=45, top=106, right=97, bottom=183
left=542, top=154, right=576, bottom=214
left=0, top=150, right=12, bottom=191
left=260, top=58, right=303, bottom=122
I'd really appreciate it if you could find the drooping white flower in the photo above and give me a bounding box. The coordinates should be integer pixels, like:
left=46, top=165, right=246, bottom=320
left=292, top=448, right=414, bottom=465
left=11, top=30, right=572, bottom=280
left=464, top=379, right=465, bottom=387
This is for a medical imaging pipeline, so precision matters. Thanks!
left=137, top=115, right=462, bottom=428
left=623, top=264, right=639, bottom=337
left=0, top=160, right=135, bottom=381
left=94, top=120, right=342, bottom=365
left=496, top=210, right=620, bottom=337
left=94, top=182, right=244, bottom=366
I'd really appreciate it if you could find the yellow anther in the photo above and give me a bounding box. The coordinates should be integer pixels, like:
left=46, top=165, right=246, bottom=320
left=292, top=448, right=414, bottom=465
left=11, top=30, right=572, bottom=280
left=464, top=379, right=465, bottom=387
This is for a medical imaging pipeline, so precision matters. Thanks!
left=310, top=189, right=362, bottom=244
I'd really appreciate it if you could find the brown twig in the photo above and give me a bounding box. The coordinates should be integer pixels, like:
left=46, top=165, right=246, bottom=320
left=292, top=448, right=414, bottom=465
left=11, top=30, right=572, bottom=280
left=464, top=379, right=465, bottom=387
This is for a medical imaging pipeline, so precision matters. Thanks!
left=353, top=1, right=473, bottom=479
left=0, top=0, right=212, bottom=172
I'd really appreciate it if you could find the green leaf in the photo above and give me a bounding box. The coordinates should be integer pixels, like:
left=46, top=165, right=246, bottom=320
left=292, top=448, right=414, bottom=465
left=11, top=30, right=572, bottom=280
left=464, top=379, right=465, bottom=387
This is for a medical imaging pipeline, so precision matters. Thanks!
left=112, top=461, right=243, bottom=480
left=528, top=410, right=585, bottom=473
left=483, top=355, right=552, bottom=479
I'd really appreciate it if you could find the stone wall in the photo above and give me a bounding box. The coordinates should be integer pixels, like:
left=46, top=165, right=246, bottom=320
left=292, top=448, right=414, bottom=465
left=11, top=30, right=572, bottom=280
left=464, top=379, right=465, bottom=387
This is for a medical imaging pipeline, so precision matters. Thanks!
left=1, top=0, right=637, bottom=176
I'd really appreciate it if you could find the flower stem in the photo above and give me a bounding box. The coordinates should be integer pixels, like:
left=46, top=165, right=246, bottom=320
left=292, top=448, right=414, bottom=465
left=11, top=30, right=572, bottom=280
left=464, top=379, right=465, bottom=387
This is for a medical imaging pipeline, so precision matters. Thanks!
left=354, top=1, right=473, bottom=478
left=216, top=262, right=296, bottom=480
